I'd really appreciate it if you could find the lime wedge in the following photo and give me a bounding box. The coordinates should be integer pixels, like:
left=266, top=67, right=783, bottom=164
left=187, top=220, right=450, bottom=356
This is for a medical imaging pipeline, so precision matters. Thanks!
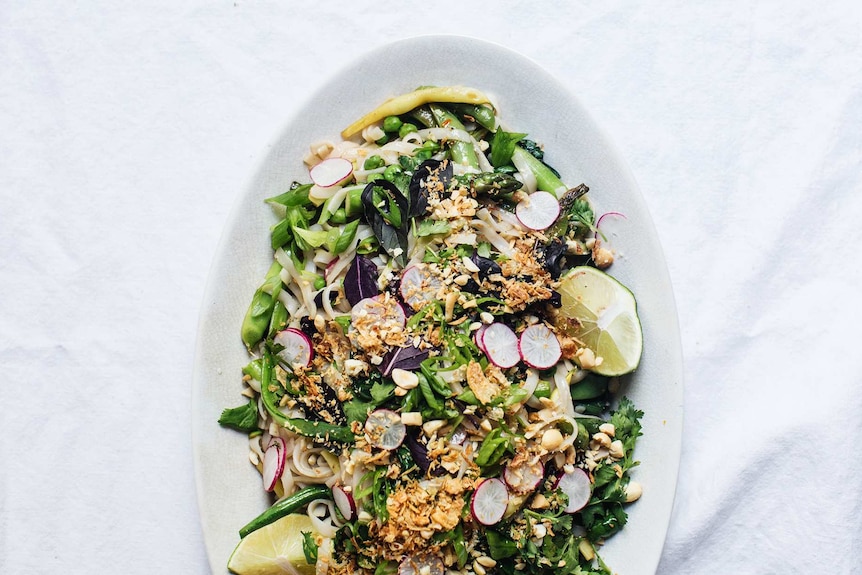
left=556, top=266, right=643, bottom=376
left=228, top=513, right=318, bottom=575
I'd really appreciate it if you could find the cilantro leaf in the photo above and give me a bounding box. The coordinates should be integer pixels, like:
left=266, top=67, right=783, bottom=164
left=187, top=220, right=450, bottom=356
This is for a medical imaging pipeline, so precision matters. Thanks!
left=416, top=219, right=451, bottom=237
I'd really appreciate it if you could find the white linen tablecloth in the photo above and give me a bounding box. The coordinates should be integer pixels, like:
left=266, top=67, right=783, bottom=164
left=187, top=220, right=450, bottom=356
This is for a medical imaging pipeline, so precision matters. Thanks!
left=2, top=1, right=861, bottom=573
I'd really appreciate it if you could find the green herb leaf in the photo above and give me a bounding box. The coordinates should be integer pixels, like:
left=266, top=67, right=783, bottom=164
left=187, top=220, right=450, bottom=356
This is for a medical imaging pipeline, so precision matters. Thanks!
left=301, top=531, right=318, bottom=564
left=217, top=398, right=259, bottom=432
left=490, top=129, right=526, bottom=167
left=415, top=219, right=451, bottom=237
left=485, top=529, right=518, bottom=560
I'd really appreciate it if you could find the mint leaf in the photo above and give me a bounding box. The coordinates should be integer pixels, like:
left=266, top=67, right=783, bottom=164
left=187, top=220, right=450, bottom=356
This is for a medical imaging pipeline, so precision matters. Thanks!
left=217, top=398, right=258, bottom=432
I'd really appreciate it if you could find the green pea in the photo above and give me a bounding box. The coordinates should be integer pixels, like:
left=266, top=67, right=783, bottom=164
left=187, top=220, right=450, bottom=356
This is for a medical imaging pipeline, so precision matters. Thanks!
left=375, top=134, right=388, bottom=146
left=365, top=173, right=383, bottom=184
left=383, top=165, right=402, bottom=182
left=382, top=115, right=403, bottom=133
left=313, top=276, right=326, bottom=291
left=363, top=155, right=384, bottom=170
left=398, top=123, right=418, bottom=139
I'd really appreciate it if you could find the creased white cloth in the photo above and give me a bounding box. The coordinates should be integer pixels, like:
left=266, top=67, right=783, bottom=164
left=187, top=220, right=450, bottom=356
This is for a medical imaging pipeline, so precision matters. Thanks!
left=2, top=1, right=862, bottom=574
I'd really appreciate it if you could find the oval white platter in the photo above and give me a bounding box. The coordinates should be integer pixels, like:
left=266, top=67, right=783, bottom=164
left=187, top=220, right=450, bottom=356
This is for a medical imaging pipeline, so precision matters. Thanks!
left=192, top=35, right=684, bottom=575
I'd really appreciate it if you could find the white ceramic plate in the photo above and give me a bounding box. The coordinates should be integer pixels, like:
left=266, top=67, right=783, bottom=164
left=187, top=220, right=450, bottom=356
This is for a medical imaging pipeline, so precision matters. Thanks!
left=193, top=35, right=683, bottom=575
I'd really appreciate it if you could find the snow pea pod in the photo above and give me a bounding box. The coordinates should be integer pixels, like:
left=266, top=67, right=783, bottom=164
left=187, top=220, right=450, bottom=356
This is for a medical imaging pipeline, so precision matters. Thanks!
left=240, top=262, right=283, bottom=349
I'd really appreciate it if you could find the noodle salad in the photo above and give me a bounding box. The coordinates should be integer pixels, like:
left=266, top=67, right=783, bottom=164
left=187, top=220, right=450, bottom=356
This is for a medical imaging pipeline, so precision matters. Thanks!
left=218, top=86, right=645, bottom=575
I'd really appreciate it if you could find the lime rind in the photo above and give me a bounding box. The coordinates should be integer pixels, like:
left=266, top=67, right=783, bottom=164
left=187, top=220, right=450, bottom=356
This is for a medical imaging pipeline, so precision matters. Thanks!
left=557, top=266, right=643, bottom=377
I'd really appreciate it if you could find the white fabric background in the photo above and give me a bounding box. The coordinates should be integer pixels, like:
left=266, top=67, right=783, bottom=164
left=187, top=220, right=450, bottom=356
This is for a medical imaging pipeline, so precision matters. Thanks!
left=2, top=1, right=861, bottom=573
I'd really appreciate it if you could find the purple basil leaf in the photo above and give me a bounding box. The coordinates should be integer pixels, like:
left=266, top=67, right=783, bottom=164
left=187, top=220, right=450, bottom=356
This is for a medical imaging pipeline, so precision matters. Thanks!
left=362, top=180, right=409, bottom=267
left=470, top=252, right=502, bottom=280
left=409, top=159, right=452, bottom=218
left=379, top=345, right=430, bottom=376
left=405, top=429, right=439, bottom=476
left=344, top=255, right=379, bottom=307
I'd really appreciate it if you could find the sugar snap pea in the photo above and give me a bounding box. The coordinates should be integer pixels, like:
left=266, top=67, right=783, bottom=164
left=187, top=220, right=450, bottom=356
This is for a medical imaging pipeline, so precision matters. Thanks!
left=428, top=104, right=479, bottom=169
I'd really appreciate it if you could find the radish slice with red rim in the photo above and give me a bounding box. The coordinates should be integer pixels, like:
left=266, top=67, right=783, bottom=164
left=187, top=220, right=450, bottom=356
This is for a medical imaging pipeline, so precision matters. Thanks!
left=474, top=324, right=488, bottom=353
left=399, top=554, right=445, bottom=575
left=332, top=485, right=357, bottom=521
left=309, top=157, right=353, bottom=188
left=518, top=324, right=562, bottom=370
left=261, top=437, right=285, bottom=492
left=594, top=211, right=628, bottom=239
left=273, top=328, right=314, bottom=367
left=364, top=409, right=406, bottom=450
left=471, top=477, right=509, bottom=525
left=481, top=323, right=520, bottom=369
left=503, top=459, right=545, bottom=494
left=515, top=191, right=560, bottom=231
left=556, top=468, right=592, bottom=513
left=399, top=264, right=443, bottom=311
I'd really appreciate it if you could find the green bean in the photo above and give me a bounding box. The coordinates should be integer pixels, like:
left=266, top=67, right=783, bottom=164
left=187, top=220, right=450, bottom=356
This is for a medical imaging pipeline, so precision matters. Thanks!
left=428, top=104, right=479, bottom=169
left=238, top=485, right=332, bottom=538
left=240, top=262, right=283, bottom=348
left=449, top=103, right=497, bottom=131
left=409, top=106, right=436, bottom=128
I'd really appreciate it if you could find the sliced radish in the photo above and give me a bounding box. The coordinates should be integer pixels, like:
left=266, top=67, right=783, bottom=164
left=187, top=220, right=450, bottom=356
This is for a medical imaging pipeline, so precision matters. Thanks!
left=595, top=211, right=628, bottom=238
left=503, top=459, right=545, bottom=494
left=518, top=324, right=562, bottom=370
left=556, top=468, right=592, bottom=513
left=481, top=323, right=520, bottom=369
left=364, top=409, right=406, bottom=450
left=324, top=256, right=340, bottom=280
left=515, top=191, right=560, bottom=231
left=261, top=436, right=285, bottom=492
left=309, top=157, right=353, bottom=188
left=399, top=554, right=445, bottom=575
left=399, top=264, right=443, bottom=311
left=332, top=485, right=357, bottom=521
left=273, top=328, right=314, bottom=367
left=471, top=477, right=509, bottom=525
left=351, top=295, right=406, bottom=327
left=474, top=324, right=488, bottom=354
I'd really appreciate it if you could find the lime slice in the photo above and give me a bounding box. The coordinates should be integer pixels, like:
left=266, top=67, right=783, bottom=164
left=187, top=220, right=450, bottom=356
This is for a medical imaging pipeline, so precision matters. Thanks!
left=556, top=266, right=643, bottom=376
left=228, top=513, right=318, bottom=575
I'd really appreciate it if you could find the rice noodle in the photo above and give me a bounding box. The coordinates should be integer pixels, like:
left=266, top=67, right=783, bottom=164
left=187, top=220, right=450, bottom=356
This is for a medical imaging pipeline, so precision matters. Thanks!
left=307, top=499, right=341, bottom=538
left=554, top=363, right=576, bottom=417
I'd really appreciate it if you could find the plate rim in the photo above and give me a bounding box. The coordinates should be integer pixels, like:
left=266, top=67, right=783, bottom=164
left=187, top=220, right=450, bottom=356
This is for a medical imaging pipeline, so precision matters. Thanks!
left=192, top=34, right=684, bottom=575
